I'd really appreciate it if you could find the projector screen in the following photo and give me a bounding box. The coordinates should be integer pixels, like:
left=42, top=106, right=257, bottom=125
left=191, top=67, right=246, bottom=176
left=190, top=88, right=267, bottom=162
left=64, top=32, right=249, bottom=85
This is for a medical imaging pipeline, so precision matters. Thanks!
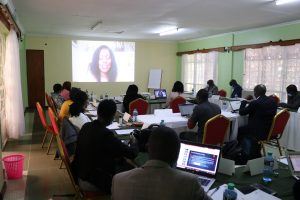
left=72, top=40, right=135, bottom=82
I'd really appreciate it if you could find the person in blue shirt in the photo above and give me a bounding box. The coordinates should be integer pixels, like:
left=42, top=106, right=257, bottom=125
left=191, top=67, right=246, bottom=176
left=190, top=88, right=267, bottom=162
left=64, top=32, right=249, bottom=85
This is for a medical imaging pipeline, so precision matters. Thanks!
left=229, top=79, right=243, bottom=98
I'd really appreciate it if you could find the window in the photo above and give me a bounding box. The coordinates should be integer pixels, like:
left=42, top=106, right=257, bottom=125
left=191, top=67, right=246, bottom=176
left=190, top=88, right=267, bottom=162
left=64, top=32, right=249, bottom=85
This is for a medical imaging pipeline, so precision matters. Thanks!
left=181, top=52, right=218, bottom=92
left=244, top=44, right=300, bottom=101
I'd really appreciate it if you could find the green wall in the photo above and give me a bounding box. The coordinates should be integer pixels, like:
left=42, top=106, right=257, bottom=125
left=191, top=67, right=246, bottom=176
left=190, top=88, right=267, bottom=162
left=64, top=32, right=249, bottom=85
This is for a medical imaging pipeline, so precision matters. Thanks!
left=22, top=36, right=177, bottom=107
left=178, top=21, right=300, bottom=95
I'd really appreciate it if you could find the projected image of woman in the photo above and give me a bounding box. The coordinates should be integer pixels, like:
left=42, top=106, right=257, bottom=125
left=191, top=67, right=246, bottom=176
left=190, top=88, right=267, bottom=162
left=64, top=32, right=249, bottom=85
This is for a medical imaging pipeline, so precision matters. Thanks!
left=90, top=45, right=117, bottom=82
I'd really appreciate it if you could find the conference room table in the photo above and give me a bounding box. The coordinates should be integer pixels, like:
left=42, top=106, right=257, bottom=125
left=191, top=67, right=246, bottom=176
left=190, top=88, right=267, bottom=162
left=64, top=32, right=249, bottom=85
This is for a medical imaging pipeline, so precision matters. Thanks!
left=280, top=111, right=300, bottom=151
left=212, top=163, right=295, bottom=200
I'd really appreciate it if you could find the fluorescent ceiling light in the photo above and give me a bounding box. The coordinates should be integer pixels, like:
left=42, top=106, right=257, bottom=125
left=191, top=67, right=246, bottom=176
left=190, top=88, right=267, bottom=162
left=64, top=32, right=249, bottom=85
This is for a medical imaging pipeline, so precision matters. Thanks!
left=276, top=0, right=299, bottom=5
left=159, top=28, right=179, bottom=36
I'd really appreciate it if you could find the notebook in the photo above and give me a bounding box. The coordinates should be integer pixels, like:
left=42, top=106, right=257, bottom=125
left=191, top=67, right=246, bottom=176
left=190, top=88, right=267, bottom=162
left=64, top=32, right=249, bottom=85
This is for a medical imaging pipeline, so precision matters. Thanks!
left=154, top=89, right=167, bottom=99
left=176, top=142, right=221, bottom=192
left=178, top=104, right=195, bottom=117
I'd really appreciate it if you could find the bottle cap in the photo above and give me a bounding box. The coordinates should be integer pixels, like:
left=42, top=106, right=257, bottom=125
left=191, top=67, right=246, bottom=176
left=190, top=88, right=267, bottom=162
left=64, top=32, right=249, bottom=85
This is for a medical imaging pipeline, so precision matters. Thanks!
left=267, top=152, right=273, bottom=156
left=227, top=183, right=235, bottom=190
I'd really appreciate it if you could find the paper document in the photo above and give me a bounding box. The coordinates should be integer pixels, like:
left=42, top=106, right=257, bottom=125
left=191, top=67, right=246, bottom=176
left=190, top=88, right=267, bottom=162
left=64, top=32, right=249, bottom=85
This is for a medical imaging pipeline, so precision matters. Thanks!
left=290, top=155, right=300, bottom=171
left=115, top=129, right=135, bottom=135
left=86, top=104, right=95, bottom=111
left=244, top=189, right=280, bottom=200
left=208, top=184, right=245, bottom=200
left=277, top=157, right=288, bottom=165
left=86, top=110, right=97, bottom=116
left=106, top=122, right=120, bottom=130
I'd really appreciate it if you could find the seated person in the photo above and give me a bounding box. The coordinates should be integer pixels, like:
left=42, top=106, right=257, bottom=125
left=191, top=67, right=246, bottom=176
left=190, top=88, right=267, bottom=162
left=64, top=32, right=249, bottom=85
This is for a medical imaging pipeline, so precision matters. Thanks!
left=59, top=87, right=81, bottom=120
left=69, top=90, right=91, bottom=130
left=238, top=84, right=277, bottom=142
left=205, top=80, right=218, bottom=97
left=112, top=126, right=212, bottom=200
left=165, top=81, right=184, bottom=108
left=229, top=79, right=243, bottom=98
left=187, top=89, right=221, bottom=142
left=123, top=84, right=144, bottom=113
left=51, top=83, right=64, bottom=109
left=278, top=84, right=300, bottom=110
left=60, top=81, right=71, bottom=101
left=72, top=99, right=137, bottom=194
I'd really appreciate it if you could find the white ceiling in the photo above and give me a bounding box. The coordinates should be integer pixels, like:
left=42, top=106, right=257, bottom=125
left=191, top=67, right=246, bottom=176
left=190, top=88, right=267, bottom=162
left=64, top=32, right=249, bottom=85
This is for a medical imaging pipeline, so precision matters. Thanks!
left=11, top=0, right=300, bottom=41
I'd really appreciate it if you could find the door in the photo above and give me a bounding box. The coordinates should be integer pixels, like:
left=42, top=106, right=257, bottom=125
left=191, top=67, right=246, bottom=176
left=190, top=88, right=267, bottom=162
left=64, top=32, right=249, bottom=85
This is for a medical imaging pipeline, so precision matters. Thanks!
left=26, top=50, right=45, bottom=108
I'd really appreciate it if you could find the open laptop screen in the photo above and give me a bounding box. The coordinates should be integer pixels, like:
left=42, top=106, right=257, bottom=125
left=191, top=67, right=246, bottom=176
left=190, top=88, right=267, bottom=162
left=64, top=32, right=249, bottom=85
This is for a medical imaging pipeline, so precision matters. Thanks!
left=179, top=104, right=195, bottom=116
left=154, top=89, right=167, bottom=99
left=176, top=142, right=221, bottom=176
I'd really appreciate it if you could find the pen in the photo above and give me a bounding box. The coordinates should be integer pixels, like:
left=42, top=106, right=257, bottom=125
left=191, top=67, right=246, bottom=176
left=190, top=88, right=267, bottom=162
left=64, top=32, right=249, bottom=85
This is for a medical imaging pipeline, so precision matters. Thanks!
left=210, top=186, right=220, bottom=197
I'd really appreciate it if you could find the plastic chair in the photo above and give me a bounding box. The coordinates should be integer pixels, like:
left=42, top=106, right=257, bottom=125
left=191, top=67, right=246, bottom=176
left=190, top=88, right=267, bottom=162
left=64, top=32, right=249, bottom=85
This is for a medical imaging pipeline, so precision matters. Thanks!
left=260, top=109, right=290, bottom=156
left=129, top=98, right=149, bottom=115
left=218, top=89, right=227, bottom=97
left=36, top=102, right=55, bottom=154
left=170, top=96, right=186, bottom=113
left=269, top=94, right=280, bottom=105
left=48, top=107, right=109, bottom=199
left=202, top=114, right=230, bottom=145
left=45, top=93, right=59, bottom=117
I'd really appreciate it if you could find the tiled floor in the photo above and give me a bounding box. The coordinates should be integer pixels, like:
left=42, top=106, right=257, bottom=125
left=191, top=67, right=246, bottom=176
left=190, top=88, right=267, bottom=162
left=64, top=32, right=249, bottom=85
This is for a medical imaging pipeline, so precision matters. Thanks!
left=3, top=111, right=74, bottom=200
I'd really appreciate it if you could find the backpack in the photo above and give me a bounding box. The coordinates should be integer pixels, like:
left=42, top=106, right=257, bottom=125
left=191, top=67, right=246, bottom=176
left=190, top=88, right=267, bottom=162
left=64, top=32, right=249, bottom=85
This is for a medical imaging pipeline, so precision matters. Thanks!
left=132, top=124, right=160, bottom=152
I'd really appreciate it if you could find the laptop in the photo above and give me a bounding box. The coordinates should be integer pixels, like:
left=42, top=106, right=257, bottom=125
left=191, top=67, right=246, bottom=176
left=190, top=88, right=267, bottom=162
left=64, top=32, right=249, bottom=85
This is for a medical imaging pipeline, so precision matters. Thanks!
left=229, top=100, right=241, bottom=112
left=176, top=142, right=221, bottom=192
left=286, top=151, right=300, bottom=176
left=154, top=89, right=167, bottom=99
left=178, top=104, right=195, bottom=117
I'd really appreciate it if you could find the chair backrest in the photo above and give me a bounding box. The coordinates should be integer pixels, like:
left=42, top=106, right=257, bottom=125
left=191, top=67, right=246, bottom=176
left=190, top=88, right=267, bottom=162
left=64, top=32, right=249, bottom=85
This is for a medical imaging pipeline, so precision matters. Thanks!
left=36, top=102, right=48, bottom=129
left=202, top=114, right=230, bottom=145
left=46, top=93, right=59, bottom=117
left=170, top=96, right=186, bottom=113
left=48, top=107, right=60, bottom=135
left=129, top=98, right=149, bottom=115
left=269, top=94, right=280, bottom=105
left=218, top=89, right=227, bottom=97
left=267, top=109, right=290, bottom=141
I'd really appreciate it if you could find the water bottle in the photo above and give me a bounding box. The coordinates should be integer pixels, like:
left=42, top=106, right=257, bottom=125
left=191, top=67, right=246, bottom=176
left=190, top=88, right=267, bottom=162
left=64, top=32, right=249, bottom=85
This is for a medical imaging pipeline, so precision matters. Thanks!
left=221, top=101, right=228, bottom=111
left=119, top=116, right=123, bottom=125
left=263, top=152, right=274, bottom=184
left=105, top=93, right=108, bottom=99
left=160, top=120, right=165, bottom=126
left=132, top=109, right=138, bottom=122
left=223, top=183, right=237, bottom=200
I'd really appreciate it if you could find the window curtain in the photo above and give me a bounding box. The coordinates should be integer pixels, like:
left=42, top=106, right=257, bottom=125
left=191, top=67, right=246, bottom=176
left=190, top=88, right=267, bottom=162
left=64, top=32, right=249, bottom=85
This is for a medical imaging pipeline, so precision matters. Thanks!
left=243, top=44, right=300, bottom=101
left=2, top=30, right=24, bottom=139
left=182, top=51, right=218, bottom=92
left=0, top=32, right=5, bottom=144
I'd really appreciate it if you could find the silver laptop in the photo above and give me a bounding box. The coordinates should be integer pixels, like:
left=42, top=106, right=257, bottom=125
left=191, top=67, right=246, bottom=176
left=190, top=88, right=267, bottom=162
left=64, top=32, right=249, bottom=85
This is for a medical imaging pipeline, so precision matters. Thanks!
left=229, top=100, right=241, bottom=112
left=287, top=151, right=300, bottom=176
left=176, top=142, right=221, bottom=192
left=178, top=104, right=195, bottom=117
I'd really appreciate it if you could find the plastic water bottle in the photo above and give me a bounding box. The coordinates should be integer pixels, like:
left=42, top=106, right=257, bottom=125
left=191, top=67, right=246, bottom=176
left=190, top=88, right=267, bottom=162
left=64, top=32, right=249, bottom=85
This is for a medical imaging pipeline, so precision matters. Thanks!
left=160, top=120, right=165, bottom=126
left=105, top=93, right=108, bottom=99
left=221, top=101, right=228, bottom=111
left=132, top=109, right=138, bottom=122
left=223, top=183, right=237, bottom=200
left=263, top=152, right=274, bottom=184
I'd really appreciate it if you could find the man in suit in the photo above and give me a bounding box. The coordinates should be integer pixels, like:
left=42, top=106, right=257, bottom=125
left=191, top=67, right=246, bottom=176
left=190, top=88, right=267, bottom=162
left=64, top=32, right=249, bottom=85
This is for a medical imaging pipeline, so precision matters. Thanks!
left=238, top=84, right=277, bottom=141
left=187, top=89, right=221, bottom=142
left=112, top=127, right=212, bottom=200
left=229, top=79, right=243, bottom=98
left=278, top=84, right=300, bottom=111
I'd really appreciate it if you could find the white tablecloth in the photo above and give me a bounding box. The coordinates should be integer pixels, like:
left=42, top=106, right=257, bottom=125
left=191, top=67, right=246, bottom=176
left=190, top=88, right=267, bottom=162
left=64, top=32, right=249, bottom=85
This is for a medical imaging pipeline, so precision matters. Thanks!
left=280, top=111, right=300, bottom=151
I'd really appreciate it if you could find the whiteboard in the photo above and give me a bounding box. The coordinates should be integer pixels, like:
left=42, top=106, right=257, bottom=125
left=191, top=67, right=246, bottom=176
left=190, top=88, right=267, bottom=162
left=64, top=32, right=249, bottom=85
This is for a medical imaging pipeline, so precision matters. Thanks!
left=148, top=69, right=162, bottom=89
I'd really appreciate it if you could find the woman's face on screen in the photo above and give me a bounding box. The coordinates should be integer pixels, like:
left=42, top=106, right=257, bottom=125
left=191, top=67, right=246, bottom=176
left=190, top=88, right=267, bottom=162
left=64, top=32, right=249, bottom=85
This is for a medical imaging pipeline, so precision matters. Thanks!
left=98, top=48, right=112, bottom=73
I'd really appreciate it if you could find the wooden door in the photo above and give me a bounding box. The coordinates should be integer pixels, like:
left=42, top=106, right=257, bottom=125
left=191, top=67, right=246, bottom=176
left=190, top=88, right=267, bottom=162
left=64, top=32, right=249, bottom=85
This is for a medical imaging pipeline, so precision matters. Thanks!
left=26, top=50, right=45, bottom=108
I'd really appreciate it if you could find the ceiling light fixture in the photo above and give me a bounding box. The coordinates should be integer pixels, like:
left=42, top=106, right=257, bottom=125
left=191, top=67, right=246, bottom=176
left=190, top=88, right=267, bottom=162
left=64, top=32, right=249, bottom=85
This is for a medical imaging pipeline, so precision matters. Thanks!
left=275, top=0, right=299, bottom=5
left=159, top=27, right=179, bottom=36
left=90, top=20, right=102, bottom=31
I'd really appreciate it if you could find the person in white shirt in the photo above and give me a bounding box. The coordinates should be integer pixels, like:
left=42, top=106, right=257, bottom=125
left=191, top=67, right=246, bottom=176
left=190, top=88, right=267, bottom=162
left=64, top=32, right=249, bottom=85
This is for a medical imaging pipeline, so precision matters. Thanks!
left=165, top=81, right=184, bottom=108
left=112, top=126, right=211, bottom=200
left=69, top=90, right=91, bottom=130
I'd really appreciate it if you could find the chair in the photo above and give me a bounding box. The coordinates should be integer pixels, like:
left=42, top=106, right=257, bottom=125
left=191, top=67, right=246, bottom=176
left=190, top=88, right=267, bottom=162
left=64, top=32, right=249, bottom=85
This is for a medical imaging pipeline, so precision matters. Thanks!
left=48, top=107, right=109, bottom=199
left=46, top=92, right=59, bottom=117
left=129, top=98, right=149, bottom=115
left=260, top=109, right=290, bottom=156
left=36, top=102, right=55, bottom=154
left=269, top=94, right=280, bottom=105
left=202, top=114, right=230, bottom=145
left=218, top=89, right=227, bottom=97
left=170, top=96, right=186, bottom=113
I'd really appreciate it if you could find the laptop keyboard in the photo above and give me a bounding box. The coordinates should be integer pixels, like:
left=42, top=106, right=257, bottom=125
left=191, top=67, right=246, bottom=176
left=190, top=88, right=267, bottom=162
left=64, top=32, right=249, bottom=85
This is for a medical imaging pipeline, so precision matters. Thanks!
left=198, top=177, right=210, bottom=186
